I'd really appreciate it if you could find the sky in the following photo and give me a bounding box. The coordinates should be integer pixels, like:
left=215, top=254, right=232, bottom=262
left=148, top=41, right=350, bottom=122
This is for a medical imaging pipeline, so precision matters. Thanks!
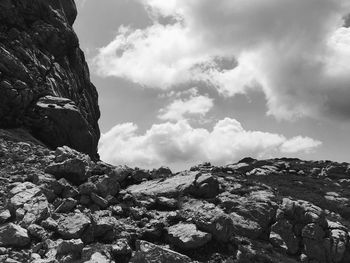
left=74, top=0, right=350, bottom=171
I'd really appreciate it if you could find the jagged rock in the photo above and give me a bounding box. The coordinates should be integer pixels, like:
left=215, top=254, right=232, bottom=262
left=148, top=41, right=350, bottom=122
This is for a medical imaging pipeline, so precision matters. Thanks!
left=328, top=228, right=349, bottom=262
left=270, top=219, right=299, bottom=254
left=22, top=194, right=49, bottom=226
left=131, top=169, right=151, bottom=183
left=111, top=238, right=132, bottom=260
left=280, top=198, right=327, bottom=227
left=167, top=223, right=212, bottom=249
left=182, top=199, right=234, bottom=242
left=0, top=209, right=11, bottom=223
left=130, top=240, right=192, bottom=263
left=32, top=96, right=97, bottom=158
left=45, top=153, right=89, bottom=185
left=151, top=167, right=173, bottom=179
left=92, top=211, right=118, bottom=239
left=10, top=182, right=41, bottom=209
left=94, top=174, right=120, bottom=197
left=127, top=171, right=219, bottom=198
left=0, top=223, right=30, bottom=247
left=57, top=213, right=91, bottom=239
left=57, top=239, right=84, bottom=255
left=41, top=217, right=58, bottom=231
left=27, top=224, right=49, bottom=241
left=230, top=212, right=263, bottom=239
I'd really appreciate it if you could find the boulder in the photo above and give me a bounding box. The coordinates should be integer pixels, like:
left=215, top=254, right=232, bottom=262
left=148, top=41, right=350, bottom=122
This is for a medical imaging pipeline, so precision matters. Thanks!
left=57, top=213, right=91, bottom=239
left=127, top=172, right=219, bottom=198
left=10, top=182, right=41, bottom=209
left=167, top=223, right=212, bottom=249
left=45, top=152, right=89, bottom=185
left=0, top=223, right=30, bottom=247
left=56, top=239, right=84, bottom=255
left=182, top=199, right=234, bottom=242
left=270, top=219, right=299, bottom=254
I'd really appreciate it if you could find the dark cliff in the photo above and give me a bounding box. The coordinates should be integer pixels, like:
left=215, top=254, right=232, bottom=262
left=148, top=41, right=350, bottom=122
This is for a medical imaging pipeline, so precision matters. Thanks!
left=0, top=0, right=100, bottom=159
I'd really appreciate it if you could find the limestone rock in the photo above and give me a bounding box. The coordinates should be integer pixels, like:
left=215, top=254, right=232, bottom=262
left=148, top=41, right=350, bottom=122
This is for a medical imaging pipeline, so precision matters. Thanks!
left=167, top=223, right=212, bottom=249
left=45, top=153, right=89, bottom=185
left=56, top=239, right=84, bottom=255
left=130, top=240, right=192, bottom=263
left=0, top=223, right=30, bottom=247
left=57, top=213, right=91, bottom=239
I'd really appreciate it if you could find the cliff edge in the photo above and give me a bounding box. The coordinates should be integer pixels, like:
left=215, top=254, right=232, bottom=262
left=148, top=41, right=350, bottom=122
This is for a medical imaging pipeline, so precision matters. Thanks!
left=0, top=0, right=100, bottom=159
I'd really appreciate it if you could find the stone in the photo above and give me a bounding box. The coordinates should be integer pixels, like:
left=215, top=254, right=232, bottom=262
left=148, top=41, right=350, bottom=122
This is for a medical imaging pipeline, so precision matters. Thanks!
left=56, top=239, right=84, bottom=255
left=111, top=238, right=132, bottom=256
left=131, top=169, right=151, bottom=182
left=92, top=214, right=118, bottom=238
left=10, top=182, right=41, bottom=209
left=151, top=167, right=172, bottom=179
left=57, top=213, right=91, bottom=239
left=0, top=223, right=30, bottom=247
left=127, top=171, right=219, bottom=198
left=270, top=219, right=299, bottom=254
left=94, top=174, right=120, bottom=197
left=182, top=199, right=234, bottom=242
left=328, top=228, right=349, bottom=262
left=0, top=209, right=11, bottom=223
left=45, top=155, right=89, bottom=185
left=167, top=223, right=212, bottom=249
left=41, top=217, right=58, bottom=231
left=22, top=194, right=49, bottom=226
left=230, top=212, right=263, bottom=239
left=190, top=173, right=220, bottom=198
left=130, top=240, right=192, bottom=263
left=28, top=224, right=48, bottom=241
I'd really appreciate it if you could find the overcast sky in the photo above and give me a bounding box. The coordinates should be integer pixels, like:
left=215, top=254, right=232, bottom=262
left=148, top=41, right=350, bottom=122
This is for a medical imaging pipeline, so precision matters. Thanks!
left=74, top=0, right=350, bottom=171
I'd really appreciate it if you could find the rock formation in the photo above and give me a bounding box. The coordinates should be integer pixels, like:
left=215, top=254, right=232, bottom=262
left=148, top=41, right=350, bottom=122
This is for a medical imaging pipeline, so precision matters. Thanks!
left=1, top=130, right=350, bottom=262
left=1, top=1, right=350, bottom=263
left=0, top=0, right=100, bottom=159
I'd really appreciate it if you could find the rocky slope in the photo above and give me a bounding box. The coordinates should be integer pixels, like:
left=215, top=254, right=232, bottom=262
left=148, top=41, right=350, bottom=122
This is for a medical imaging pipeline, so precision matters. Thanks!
left=0, top=0, right=100, bottom=159
left=0, top=128, right=350, bottom=263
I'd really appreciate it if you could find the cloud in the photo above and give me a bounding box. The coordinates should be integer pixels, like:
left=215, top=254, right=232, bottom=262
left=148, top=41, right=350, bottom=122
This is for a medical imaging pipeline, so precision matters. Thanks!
left=158, top=93, right=213, bottom=121
left=93, top=0, right=350, bottom=121
left=98, top=118, right=321, bottom=171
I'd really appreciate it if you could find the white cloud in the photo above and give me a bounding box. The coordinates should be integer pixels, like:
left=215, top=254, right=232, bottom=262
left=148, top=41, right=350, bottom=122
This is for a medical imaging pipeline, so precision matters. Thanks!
left=158, top=94, right=213, bottom=121
left=98, top=118, right=321, bottom=171
left=93, top=0, right=350, bottom=121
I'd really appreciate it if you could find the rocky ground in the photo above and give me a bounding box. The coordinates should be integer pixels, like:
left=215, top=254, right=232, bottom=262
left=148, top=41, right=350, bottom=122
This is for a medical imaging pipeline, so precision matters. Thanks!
left=0, top=128, right=350, bottom=263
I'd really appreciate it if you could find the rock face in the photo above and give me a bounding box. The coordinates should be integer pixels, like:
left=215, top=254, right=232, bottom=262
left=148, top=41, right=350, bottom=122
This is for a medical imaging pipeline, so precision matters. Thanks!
left=0, top=0, right=100, bottom=159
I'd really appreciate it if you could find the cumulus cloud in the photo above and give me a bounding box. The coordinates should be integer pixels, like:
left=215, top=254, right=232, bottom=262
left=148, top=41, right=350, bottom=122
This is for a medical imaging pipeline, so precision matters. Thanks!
left=93, top=0, right=350, bottom=121
left=99, top=118, right=321, bottom=171
left=158, top=93, right=213, bottom=121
